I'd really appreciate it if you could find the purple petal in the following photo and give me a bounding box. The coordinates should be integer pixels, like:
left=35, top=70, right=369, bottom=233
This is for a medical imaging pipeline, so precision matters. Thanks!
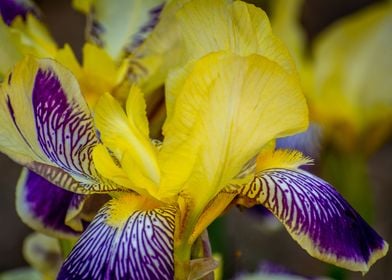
left=1, top=57, right=119, bottom=192
left=58, top=200, right=175, bottom=279
left=276, top=123, right=321, bottom=160
left=0, top=0, right=37, bottom=25
left=32, top=68, right=98, bottom=182
left=239, top=168, right=388, bottom=272
left=16, top=168, right=87, bottom=238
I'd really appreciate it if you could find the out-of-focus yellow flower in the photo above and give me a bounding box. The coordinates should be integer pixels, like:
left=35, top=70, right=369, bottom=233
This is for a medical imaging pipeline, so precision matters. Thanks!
left=309, top=3, right=392, bottom=153
left=271, top=1, right=392, bottom=154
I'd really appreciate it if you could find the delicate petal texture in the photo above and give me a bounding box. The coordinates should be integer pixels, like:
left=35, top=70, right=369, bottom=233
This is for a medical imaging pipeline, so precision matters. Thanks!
left=176, top=0, right=296, bottom=75
left=0, top=56, right=118, bottom=192
left=311, top=2, right=392, bottom=149
left=16, top=168, right=87, bottom=238
left=83, top=0, right=165, bottom=60
left=160, top=52, right=307, bottom=208
left=0, top=0, right=37, bottom=25
left=58, top=195, right=176, bottom=280
left=238, top=168, right=388, bottom=273
left=94, top=90, right=159, bottom=195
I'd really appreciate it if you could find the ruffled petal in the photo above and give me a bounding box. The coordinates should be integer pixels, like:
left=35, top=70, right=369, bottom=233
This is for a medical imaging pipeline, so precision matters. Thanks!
left=237, top=168, right=388, bottom=273
left=58, top=194, right=176, bottom=279
left=175, top=0, right=296, bottom=75
left=16, top=168, right=87, bottom=238
left=79, top=0, right=165, bottom=60
left=160, top=52, right=307, bottom=209
left=0, top=56, right=118, bottom=192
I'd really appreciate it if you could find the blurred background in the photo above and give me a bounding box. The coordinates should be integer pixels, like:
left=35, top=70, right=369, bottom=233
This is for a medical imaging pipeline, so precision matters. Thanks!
left=0, top=0, right=391, bottom=279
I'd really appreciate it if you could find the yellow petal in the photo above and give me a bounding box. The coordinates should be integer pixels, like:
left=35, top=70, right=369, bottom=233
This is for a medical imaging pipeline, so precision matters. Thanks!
left=0, top=19, right=23, bottom=78
left=175, top=0, right=296, bottom=75
left=72, top=0, right=96, bottom=14
left=160, top=51, right=308, bottom=210
left=129, top=0, right=188, bottom=94
left=94, top=89, right=160, bottom=194
left=0, top=14, right=57, bottom=78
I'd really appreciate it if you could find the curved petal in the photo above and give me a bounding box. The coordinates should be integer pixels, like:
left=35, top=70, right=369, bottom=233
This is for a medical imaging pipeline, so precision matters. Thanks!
left=16, top=168, right=88, bottom=238
left=237, top=168, right=388, bottom=273
left=94, top=89, right=160, bottom=195
left=0, top=56, right=118, bottom=192
left=58, top=194, right=176, bottom=279
left=160, top=52, right=307, bottom=209
left=79, top=0, right=165, bottom=60
left=0, top=11, right=56, bottom=79
left=175, top=0, right=297, bottom=75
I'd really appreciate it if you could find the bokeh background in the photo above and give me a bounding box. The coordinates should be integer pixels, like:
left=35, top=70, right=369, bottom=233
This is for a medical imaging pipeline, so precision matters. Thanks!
left=0, top=0, right=391, bottom=279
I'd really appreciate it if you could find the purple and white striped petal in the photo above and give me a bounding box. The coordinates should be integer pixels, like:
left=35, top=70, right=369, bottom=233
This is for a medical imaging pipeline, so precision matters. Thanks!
left=16, top=168, right=88, bottom=238
left=0, top=0, right=37, bottom=25
left=238, top=168, right=388, bottom=273
left=0, top=56, right=118, bottom=193
left=58, top=198, right=176, bottom=279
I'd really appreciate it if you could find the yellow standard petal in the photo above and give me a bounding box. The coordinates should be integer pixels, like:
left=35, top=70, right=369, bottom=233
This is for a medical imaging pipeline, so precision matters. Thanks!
left=175, top=0, right=297, bottom=75
left=160, top=51, right=308, bottom=214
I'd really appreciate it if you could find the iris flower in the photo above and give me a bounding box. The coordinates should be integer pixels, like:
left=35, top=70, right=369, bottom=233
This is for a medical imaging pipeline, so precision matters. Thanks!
left=0, top=0, right=388, bottom=279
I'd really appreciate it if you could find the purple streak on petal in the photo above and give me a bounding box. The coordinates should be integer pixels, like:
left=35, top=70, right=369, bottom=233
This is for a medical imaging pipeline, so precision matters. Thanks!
left=32, top=69, right=98, bottom=182
left=276, top=123, right=322, bottom=160
left=58, top=204, right=175, bottom=280
left=0, top=0, right=35, bottom=25
left=19, top=169, right=86, bottom=236
left=128, top=3, right=165, bottom=52
left=242, top=168, right=387, bottom=268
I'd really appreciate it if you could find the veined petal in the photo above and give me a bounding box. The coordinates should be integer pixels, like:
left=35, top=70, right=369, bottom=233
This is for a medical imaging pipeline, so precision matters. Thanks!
left=0, top=56, right=118, bottom=192
left=94, top=89, right=160, bottom=194
left=81, top=0, right=165, bottom=60
left=237, top=168, right=388, bottom=273
left=160, top=52, right=307, bottom=207
left=58, top=194, right=176, bottom=279
left=16, top=168, right=87, bottom=238
left=175, top=0, right=296, bottom=75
